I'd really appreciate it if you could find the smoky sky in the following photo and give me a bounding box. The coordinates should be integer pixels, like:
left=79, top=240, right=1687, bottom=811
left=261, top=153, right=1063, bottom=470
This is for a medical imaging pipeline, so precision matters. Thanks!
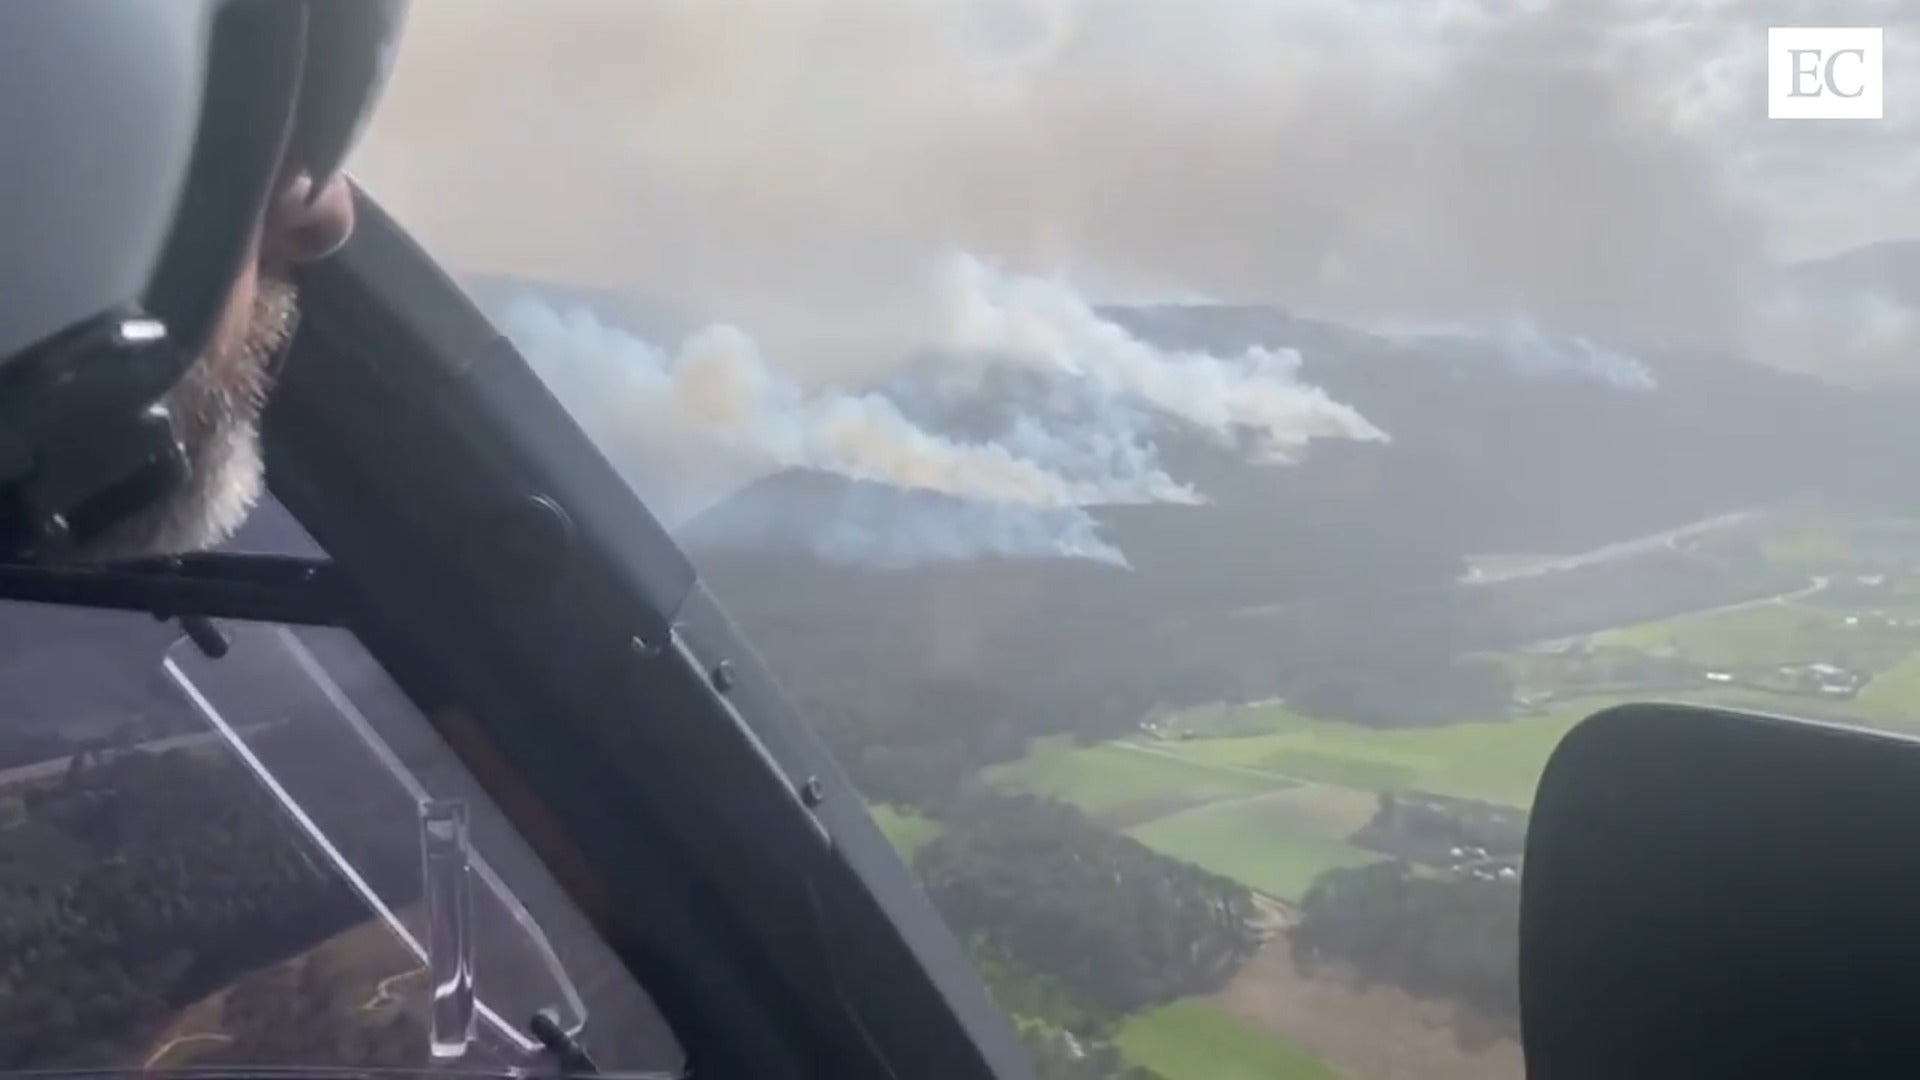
left=354, top=0, right=1918, bottom=381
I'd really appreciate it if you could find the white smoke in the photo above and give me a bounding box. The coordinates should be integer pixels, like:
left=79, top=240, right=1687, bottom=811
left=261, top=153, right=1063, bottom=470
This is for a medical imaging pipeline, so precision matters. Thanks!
left=356, top=0, right=1778, bottom=374
left=1490, top=325, right=1658, bottom=392
left=935, top=256, right=1389, bottom=459
left=348, top=0, right=1920, bottom=566
left=357, top=1, right=1920, bottom=389
left=499, top=256, right=1382, bottom=564
left=1374, top=321, right=1659, bottom=392
left=502, top=297, right=1175, bottom=512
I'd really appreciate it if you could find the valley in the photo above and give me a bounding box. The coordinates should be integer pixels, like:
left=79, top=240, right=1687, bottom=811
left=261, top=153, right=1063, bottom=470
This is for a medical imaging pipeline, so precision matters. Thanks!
left=907, top=508, right=1920, bottom=1078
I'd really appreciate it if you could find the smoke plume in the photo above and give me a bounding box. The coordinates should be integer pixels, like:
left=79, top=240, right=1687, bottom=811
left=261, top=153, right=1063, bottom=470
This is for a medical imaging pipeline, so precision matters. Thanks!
left=501, top=256, right=1381, bottom=561
left=351, top=0, right=1920, bottom=561
left=1375, top=321, right=1660, bottom=392
left=354, top=0, right=1805, bottom=368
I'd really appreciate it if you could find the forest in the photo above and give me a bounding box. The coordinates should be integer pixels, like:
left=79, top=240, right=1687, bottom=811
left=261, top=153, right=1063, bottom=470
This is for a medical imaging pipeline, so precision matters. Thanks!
left=914, top=794, right=1264, bottom=1021
left=1291, top=861, right=1522, bottom=1034
left=680, top=305, right=1918, bottom=823
left=1350, top=793, right=1530, bottom=864
left=0, top=724, right=1264, bottom=1074
left=907, top=792, right=1266, bottom=1079
left=0, top=726, right=421, bottom=1069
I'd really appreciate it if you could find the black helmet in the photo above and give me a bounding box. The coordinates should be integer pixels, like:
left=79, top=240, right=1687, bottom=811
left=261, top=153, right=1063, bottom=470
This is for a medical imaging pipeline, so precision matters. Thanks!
left=0, top=0, right=408, bottom=559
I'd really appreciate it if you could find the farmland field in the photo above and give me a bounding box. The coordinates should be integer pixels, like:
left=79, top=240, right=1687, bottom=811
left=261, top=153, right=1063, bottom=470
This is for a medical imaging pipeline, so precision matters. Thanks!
left=1020, top=699, right=1625, bottom=811
left=869, top=804, right=945, bottom=861
left=984, top=737, right=1289, bottom=821
left=1127, top=792, right=1381, bottom=901
left=977, top=512, right=1920, bottom=1079
left=1593, top=597, right=1920, bottom=672
left=1118, top=999, right=1337, bottom=1080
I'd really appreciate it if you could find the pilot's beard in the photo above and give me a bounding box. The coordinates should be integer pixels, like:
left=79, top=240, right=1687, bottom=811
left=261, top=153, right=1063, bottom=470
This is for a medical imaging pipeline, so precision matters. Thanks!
left=73, top=276, right=299, bottom=562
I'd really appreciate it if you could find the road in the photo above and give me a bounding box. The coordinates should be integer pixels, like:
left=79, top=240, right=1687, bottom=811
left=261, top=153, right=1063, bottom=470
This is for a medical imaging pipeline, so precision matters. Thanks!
left=0, top=719, right=285, bottom=790
left=1459, top=505, right=1781, bottom=586
left=359, top=966, right=426, bottom=1012
left=1687, top=574, right=1830, bottom=617
left=1225, top=505, right=1789, bottom=622
left=1526, top=574, right=1830, bottom=653
left=143, top=1032, right=232, bottom=1068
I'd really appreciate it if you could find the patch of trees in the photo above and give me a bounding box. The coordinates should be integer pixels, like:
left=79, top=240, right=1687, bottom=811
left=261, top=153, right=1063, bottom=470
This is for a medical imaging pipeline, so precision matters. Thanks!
left=1285, top=657, right=1514, bottom=729
left=0, top=728, right=420, bottom=1068
left=1461, top=547, right=1803, bottom=650
left=913, top=794, right=1263, bottom=1020
left=1350, top=793, right=1529, bottom=864
left=1292, top=861, right=1520, bottom=1030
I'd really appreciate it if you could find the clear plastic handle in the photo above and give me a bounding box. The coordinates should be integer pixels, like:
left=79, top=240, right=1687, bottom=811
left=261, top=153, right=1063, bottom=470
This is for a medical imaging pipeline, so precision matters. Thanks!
left=423, top=799, right=478, bottom=1061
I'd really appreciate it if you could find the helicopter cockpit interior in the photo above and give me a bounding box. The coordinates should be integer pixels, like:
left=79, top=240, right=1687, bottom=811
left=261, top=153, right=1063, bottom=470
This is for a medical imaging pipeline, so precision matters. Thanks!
left=0, top=4, right=1913, bottom=1080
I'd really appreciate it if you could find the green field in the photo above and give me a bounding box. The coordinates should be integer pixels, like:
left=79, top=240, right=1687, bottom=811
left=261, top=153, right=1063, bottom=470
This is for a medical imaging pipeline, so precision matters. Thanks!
left=1128, top=794, right=1381, bottom=901
left=1592, top=600, right=1873, bottom=668
left=984, top=737, right=1290, bottom=819
left=1850, top=653, right=1920, bottom=727
left=1166, top=701, right=1321, bottom=739
left=1762, top=518, right=1855, bottom=567
left=868, top=805, right=944, bottom=861
left=974, top=513, right=1920, bottom=1079
left=1588, top=606, right=1920, bottom=730
left=1009, top=710, right=1564, bottom=811
left=1133, top=698, right=1630, bottom=809
left=1118, top=999, right=1337, bottom=1080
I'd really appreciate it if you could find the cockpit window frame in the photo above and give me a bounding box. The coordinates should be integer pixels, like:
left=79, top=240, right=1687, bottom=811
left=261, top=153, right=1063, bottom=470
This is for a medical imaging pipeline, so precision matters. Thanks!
left=248, top=188, right=1031, bottom=1080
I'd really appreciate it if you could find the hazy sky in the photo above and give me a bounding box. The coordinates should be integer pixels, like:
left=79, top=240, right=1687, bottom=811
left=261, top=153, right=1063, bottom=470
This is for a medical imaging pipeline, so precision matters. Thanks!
left=353, top=0, right=1919, bottom=377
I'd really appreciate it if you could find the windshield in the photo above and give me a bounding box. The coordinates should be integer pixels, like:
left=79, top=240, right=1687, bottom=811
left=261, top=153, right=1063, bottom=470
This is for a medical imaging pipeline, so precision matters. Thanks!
left=355, top=3, right=1913, bottom=1077
left=0, top=573, right=682, bottom=1075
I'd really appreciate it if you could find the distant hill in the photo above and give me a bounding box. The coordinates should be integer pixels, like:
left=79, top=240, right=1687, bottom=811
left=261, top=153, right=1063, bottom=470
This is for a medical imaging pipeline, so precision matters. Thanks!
left=1782, top=239, right=1920, bottom=305
left=688, top=299, right=1873, bottom=572
left=162, top=257, right=1892, bottom=749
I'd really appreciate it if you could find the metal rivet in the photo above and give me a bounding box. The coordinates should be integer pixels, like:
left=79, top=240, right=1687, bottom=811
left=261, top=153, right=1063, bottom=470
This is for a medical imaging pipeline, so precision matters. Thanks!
left=800, top=776, right=825, bottom=807
left=710, top=660, right=736, bottom=693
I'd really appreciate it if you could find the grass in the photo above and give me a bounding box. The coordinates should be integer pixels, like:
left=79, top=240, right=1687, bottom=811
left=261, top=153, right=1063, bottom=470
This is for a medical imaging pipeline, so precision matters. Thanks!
left=984, top=737, right=1289, bottom=816
left=1596, top=598, right=1920, bottom=673
left=1595, top=602, right=1828, bottom=665
left=992, top=700, right=1626, bottom=814
left=1118, top=999, right=1337, bottom=1080
left=868, top=804, right=944, bottom=861
left=1128, top=794, right=1381, bottom=901
left=1166, top=701, right=1318, bottom=739
left=1763, top=518, right=1855, bottom=567
left=1851, top=653, right=1920, bottom=728
left=1154, top=697, right=1640, bottom=809
left=1002, top=682, right=1876, bottom=824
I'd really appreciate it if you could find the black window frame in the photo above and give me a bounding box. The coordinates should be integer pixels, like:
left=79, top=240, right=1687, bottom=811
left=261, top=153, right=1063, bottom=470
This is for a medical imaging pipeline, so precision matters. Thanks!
left=0, top=188, right=1027, bottom=1080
